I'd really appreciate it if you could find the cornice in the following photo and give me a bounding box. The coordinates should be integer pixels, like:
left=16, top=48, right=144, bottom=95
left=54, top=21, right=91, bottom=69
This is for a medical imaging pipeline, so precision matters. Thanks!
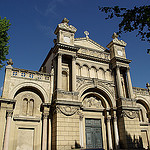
left=77, top=53, right=110, bottom=63
left=55, top=43, right=79, bottom=52
left=110, top=57, right=132, bottom=64
left=0, top=98, right=16, bottom=104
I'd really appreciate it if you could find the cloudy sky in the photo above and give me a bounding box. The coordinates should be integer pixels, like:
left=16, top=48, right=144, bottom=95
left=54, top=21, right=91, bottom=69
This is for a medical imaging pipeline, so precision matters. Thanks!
left=0, top=0, right=150, bottom=96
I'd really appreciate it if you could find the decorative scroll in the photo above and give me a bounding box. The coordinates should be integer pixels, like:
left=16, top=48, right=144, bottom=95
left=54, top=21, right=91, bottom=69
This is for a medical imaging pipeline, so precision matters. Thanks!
left=55, top=105, right=79, bottom=116
left=121, top=110, right=139, bottom=119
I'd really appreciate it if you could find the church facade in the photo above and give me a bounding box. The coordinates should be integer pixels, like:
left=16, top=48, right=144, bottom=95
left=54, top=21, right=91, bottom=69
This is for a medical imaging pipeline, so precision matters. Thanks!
left=0, top=18, right=150, bottom=150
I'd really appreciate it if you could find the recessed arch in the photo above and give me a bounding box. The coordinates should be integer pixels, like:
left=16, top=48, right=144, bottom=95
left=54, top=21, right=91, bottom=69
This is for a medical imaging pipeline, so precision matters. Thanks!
left=79, top=84, right=115, bottom=108
left=136, top=99, right=150, bottom=112
left=14, top=86, right=44, bottom=102
left=9, top=82, right=48, bottom=102
left=81, top=91, right=108, bottom=108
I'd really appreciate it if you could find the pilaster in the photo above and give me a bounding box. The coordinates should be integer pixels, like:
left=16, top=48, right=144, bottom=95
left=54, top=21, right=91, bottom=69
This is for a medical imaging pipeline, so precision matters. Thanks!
left=57, top=53, right=62, bottom=90
left=72, top=56, right=76, bottom=91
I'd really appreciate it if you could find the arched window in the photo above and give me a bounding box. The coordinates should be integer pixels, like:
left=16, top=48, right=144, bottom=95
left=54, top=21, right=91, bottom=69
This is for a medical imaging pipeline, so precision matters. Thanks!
left=137, top=101, right=149, bottom=123
left=98, top=68, right=105, bottom=79
left=90, top=67, right=97, bottom=78
left=105, top=70, right=111, bottom=81
left=29, top=99, right=34, bottom=116
left=62, top=71, right=68, bottom=91
left=22, top=98, right=28, bottom=116
left=22, top=98, right=34, bottom=116
left=82, top=65, right=89, bottom=77
left=76, top=64, right=81, bottom=76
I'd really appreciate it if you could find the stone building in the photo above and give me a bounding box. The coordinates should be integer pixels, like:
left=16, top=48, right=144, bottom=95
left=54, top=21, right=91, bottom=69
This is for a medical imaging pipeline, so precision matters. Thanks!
left=0, top=18, right=150, bottom=150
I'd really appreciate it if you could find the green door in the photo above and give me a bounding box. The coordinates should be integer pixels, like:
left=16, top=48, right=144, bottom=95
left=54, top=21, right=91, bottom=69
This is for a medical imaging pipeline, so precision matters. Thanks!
left=85, top=119, right=103, bottom=149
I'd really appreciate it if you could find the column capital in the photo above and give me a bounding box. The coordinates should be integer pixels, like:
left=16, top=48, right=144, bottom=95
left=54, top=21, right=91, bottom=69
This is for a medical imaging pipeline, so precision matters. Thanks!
left=72, top=56, right=77, bottom=61
left=116, top=65, right=121, bottom=70
left=6, top=110, right=13, bottom=117
left=127, top=67, right=130, bottom=71
left=43, top=113, right=49, bottom=119
left=79, top=114, right=84, bottom=121
left=58, top=53, right=62, bottom=58
left=114, top=116, right=118, bottom=122
left=107, top=115, right=111, bottom=121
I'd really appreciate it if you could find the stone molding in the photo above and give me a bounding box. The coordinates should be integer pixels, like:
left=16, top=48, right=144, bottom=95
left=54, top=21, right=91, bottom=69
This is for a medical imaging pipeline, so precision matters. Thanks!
left=13, top=115, right=41, bottom=122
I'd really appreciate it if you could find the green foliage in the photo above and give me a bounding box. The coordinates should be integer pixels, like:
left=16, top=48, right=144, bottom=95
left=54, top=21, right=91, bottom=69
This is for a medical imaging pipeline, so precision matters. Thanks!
left=99, top=5, right=150, bottom=43
left=0, top=17, right=11, bottom=68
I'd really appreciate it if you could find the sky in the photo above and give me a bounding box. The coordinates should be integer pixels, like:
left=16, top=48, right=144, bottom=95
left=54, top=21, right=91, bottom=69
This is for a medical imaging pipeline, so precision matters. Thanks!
left=0, top=0, right=150, bottom=96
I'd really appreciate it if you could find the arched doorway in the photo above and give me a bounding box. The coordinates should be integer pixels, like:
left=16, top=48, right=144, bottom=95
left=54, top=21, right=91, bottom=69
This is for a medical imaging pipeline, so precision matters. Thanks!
left=80, top=87, right=114, bottom=150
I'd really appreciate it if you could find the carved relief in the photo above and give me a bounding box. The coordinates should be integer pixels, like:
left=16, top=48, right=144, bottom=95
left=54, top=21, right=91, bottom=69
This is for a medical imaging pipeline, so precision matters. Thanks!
left=133, top=87, right=149, bottom=96
left=76, top=77, right=115, bottom=97
left=55, top=105, right=79, bottom=116
left=121, top=110, right=139, bottom=119
left=78, top=48, right=110, bottom=60
left=83, top=97, right=102, bottom=109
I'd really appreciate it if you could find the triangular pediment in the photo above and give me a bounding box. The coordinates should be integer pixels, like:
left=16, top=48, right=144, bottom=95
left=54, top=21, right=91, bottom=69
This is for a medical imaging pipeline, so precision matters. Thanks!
left=74, top=37, right=106, bottom=51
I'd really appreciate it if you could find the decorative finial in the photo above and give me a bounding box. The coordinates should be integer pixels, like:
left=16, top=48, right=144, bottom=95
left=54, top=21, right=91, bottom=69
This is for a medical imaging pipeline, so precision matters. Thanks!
left=112, top=32, right=118, bottom=39
left=62, top=18, right=69, bottom=24
left=7, top=58, right=13, bottom=66
left=84, top=31, right=89, bottom=38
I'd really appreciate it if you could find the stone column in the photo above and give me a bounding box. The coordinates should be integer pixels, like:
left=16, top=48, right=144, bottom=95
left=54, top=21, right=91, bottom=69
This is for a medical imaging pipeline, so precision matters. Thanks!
left=57, top=53, right=62, bottom=89
left=79, top=115, right=84, bottom=148
left=116, top=66, right=123, bottom=98
left=42, top=112, right=49, bottom=150
left=3, top=110, right=13, bottom=150
left=107, top=116, right=113, bottom=150
left=72, top=56, right=76, bottom=91
left=114, top=116, right=120, bottom=149
left=126, top=67, right=133, bottom=99
left=50, top=68, right=54, bottom=100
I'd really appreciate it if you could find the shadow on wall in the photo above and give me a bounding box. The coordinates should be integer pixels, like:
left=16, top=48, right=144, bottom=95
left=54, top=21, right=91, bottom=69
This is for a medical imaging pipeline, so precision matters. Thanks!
left=120, top=131, right=149, bottom=150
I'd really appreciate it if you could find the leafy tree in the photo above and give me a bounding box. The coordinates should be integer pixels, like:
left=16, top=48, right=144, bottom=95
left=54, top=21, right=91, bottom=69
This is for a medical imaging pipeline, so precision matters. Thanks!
left=98, top=5, right=150, bottom=45
left=0, top=17, right=11, bottom=68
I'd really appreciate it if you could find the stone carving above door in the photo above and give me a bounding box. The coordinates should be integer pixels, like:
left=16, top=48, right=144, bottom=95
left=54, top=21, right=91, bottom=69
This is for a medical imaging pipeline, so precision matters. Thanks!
left=83, top=97, right=103, bottom=109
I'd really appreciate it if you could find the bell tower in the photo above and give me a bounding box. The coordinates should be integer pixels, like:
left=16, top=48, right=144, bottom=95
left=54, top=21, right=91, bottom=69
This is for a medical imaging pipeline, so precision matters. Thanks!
left=107, top=33, right=142, bottom=149
left=107, top=33, right=133, bottom=99
left=53, top=18, right=78, bottom=93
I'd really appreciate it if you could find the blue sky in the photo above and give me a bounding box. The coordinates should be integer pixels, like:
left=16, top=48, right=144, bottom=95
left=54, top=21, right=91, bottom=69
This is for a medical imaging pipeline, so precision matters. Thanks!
left=0, top=0, right=150, bottom=96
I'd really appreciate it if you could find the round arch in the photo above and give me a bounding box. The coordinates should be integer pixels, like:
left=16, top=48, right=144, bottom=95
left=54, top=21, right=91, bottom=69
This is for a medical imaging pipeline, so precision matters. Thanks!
left=136, top=99, right=150, bottom=112
left=81, top=91, right=109, bottom=108
left=9, top=82, right=48, bottom=102
left=78, top=83, right=115, bottom=108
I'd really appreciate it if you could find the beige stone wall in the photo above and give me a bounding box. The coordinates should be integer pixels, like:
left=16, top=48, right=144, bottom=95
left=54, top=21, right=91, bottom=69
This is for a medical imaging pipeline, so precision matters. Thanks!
left=52, top=110, right=80, bottom=150
left=0, top=103, right=7, bottom=150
